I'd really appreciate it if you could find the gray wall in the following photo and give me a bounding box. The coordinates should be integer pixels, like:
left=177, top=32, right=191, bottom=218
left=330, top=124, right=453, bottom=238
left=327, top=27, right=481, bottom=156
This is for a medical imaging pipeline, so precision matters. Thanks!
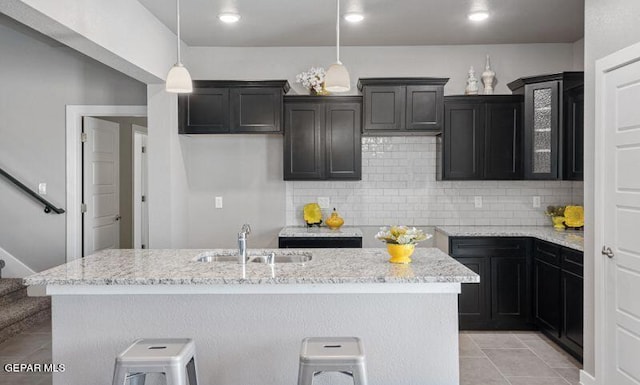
left=583, top=0, right=640, bottom=377
left=0, top=15, right=147, bottom=272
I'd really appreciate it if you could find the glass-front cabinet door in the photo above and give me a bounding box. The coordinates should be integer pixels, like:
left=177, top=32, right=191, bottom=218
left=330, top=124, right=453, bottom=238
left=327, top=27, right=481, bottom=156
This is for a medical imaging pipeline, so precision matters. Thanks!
left=524, top=81, right=559, bottom=179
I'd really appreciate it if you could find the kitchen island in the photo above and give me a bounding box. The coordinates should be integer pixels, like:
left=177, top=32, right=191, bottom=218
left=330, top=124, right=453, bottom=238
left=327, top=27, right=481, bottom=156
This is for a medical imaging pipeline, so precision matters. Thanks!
left=25, top=248, right=478, bottom=385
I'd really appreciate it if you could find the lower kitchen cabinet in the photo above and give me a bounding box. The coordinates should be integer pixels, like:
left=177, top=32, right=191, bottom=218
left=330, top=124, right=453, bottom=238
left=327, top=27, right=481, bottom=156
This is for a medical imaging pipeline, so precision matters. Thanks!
left=278, top=237, right=362, bottom=248
left=450, top=237, right=532, bottom=330
left=533, top=239, right=583, bottom=361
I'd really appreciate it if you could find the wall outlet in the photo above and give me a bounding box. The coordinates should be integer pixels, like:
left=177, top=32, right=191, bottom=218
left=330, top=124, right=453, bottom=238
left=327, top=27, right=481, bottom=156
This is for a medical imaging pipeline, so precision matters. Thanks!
left=474, top=196, right=482, bottom=209
left=317, top=197, right=330, bottom=209
left=533, top=196, right=541, bottom=208
left=38, top=182, right=47, bottom=195
left=215, top=196, right=223, bottom=209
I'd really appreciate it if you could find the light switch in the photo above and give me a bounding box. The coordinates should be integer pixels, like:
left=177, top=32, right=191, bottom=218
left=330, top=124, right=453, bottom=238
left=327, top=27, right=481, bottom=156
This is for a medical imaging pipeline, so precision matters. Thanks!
left=533, top=196, right=541, bottom=208
left=474, top=196, right=482, bottom=208
left=215, top=196, right=223, bottom=209
left=317, top=197, right=330, bottom=209
left=38, top=183, right=47, bottom=195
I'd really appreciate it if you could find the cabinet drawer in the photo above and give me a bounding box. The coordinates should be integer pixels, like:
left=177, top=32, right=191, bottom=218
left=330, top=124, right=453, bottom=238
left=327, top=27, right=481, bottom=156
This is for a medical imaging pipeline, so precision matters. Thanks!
left=450, top=237, right=529, bottom=258
left=534, top=240, right=561, bottom=266
left=561, top=247, right=583, bottom=276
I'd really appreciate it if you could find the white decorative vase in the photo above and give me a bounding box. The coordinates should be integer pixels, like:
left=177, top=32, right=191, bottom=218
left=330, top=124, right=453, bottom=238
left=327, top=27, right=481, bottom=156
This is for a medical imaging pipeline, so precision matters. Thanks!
left=465, top=66, right=479, bottom=95
left=482, top=55, right=496, bottom=95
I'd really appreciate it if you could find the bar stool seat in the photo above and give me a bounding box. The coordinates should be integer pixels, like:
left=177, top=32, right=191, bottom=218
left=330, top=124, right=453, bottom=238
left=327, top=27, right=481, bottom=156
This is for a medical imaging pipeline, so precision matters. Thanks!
left=112, top=338, right=199, bottom=385
left=297, top=337, right=368, bottom=385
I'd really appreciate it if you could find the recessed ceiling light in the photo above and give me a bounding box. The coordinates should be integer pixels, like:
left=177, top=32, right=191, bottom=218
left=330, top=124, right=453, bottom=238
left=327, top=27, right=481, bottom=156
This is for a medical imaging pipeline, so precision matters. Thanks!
left=468, top=11, right=489, bottom=21
left=344, top=13, right=364, bottom=23
left=218, top=13, right=241, bottom=23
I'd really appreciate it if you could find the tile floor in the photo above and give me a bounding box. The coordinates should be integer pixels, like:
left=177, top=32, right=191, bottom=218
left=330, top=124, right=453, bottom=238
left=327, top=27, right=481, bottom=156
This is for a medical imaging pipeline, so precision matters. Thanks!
left=460, top=331, right=582, bottom=385
left=0, top=321, right=581, bottom=385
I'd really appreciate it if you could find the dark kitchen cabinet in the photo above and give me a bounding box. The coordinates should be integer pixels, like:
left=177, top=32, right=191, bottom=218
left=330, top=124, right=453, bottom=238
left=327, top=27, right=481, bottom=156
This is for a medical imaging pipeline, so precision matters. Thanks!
left=358, top=78, right=448, bottom=135
left=508, top=72, right=584, bottom=180
left=533, top=239, right=583, bottom=361
left=449, top=237, right=532, bottom=330
left=564, top=86, right=584, bottom=180
left=279, top=237, right=362, bottom=248
left=284, top=96, right=362, bottom=181
left=179, top=80, right=289, bottom=134
left=455, top=256, right=491, bottom=327
left=438, top=96, right=523, bottom=180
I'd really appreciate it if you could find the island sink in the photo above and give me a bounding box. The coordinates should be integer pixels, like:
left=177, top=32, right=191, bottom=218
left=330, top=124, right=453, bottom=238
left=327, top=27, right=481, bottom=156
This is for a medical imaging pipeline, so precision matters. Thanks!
left=194, top=250, right=312, bottom=264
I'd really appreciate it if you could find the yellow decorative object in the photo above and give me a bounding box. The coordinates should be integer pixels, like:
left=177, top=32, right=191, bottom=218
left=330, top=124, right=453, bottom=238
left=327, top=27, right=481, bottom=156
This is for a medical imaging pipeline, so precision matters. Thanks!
left=564, top=205, right=584, bottom=228
left=552, top=216, right=566, bottom=230
left=303, top=203, right=323, bottom=225
left=325, top=208, right=344, bottom=229
left=387, top=243, right=416, bottom=264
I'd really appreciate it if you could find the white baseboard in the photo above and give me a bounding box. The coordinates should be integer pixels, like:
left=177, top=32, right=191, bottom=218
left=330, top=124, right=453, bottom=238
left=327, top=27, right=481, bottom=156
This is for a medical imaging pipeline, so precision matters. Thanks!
left=580, top=370, right=597, bottom=385
left=0, top=245, right=35, bottom=278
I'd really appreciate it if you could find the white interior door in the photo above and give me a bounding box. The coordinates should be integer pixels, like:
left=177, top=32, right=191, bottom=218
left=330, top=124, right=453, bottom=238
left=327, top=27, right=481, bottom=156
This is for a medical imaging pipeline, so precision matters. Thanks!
left=133, top=128, right=148, bottom=249
left=599, top=47, right=640, bottom=385
left=83, top=117, right=120, bottom=256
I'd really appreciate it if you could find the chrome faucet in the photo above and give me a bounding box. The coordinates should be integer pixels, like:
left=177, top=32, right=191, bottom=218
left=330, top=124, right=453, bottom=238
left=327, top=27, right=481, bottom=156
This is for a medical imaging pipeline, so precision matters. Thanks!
left=238, top=224, right=251, bottom=264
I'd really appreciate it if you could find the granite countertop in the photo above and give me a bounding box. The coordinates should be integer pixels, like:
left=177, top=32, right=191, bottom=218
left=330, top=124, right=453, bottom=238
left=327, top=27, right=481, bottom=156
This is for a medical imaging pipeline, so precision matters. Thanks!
left=435, top=226, right=584, bottom=251
left=23, top=248, right=478, bottom=286
left=279, top=226, right=363, bottom=238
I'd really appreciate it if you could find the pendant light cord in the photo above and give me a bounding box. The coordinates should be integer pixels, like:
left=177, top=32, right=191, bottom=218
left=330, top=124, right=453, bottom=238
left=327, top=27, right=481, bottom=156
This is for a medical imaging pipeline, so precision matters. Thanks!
left=176, top=0, right=182, bottom=64
left=336, top=0, right=341, bottom=64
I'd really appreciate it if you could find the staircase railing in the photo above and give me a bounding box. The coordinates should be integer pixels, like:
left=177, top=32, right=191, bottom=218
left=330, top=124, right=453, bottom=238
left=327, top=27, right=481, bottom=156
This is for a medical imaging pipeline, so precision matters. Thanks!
left=0, top=167, right=65, bottom=214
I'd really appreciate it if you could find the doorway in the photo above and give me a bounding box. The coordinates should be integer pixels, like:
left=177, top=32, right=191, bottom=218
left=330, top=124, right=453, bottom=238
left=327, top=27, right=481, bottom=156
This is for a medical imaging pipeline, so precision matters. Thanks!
left=66, top=105, right=147, bottom=261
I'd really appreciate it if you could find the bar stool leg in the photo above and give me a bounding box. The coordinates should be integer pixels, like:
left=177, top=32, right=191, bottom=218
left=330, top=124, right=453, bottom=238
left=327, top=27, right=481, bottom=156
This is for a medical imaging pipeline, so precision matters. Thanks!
left=297, top=364, right=315, bottom=385
left=352, top=364, right=368, bottom=385
left=112, top=365, right=128, bottom=385
left=186, top=357, right=198, bottom=385
left=166, top=366, right=188, bottom=385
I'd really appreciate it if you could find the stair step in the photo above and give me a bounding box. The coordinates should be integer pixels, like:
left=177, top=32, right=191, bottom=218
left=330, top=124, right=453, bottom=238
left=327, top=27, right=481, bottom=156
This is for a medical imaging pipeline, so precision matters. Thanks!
left=0, top=296, right=50, bottom=329
left=0, top=278, right=24, bottom=296
left=0, top=278, right=27, bottom=307
left=0, top=308, right=50, bottom=345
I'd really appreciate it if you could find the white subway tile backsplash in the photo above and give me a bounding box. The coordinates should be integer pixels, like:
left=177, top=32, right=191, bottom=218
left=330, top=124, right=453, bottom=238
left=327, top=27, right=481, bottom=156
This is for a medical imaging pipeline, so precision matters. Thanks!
left=285, top=137, right=584, bottom=227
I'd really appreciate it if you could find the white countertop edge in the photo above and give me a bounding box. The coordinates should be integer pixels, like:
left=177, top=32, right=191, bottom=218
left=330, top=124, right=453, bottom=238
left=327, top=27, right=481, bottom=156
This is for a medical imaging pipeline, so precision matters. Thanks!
left=36, top=282, right=462, bottom=296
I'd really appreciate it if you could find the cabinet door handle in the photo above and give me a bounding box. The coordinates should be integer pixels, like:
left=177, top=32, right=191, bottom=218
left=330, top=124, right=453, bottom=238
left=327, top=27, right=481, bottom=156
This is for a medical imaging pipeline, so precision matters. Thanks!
left=601, top=246, right=614, bottom=259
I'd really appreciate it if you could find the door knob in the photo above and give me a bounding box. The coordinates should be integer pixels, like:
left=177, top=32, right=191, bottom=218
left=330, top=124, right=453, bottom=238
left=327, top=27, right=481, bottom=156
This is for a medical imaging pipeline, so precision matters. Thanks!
left=601, top=246, right=614, bottom=259
left=115, top=215, right=122, bottom=221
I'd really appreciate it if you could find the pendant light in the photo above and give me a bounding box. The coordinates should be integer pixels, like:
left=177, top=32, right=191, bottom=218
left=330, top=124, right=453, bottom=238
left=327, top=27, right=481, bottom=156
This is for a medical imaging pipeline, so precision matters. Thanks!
left=324, top=0, right=351, bottom=92
left=166, top=0, right=193, bottom=93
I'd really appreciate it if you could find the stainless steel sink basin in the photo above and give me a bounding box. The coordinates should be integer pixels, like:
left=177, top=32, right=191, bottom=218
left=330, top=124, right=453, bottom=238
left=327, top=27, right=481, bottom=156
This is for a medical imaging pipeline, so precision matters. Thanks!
left=249, top=253, right=312, bottom=264
left=194, top=251, right=312, bottom=264
left=195, top=254, right=237, bottom=263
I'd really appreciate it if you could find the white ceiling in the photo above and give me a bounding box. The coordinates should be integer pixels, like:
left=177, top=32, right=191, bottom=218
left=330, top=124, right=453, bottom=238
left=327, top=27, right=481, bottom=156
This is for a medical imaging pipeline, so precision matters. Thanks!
left=137, top=0, right=585, bottom=47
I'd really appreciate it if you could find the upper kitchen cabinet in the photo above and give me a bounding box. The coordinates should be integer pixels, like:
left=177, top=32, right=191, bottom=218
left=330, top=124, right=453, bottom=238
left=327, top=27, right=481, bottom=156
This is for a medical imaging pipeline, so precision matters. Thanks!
left=357, top=78, right=449, bottom=135
left=284, top=96, right=362, bottom=181
left=178, top=80, right=290, bottom=134
left=437, top=95, right=524, bottom=180
left=508, top=72, right=584, bottom=180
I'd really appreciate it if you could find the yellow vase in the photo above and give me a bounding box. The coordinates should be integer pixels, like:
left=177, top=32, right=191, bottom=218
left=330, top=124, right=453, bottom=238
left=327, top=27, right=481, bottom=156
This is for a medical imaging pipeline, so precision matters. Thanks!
left=325, top=208, right=344, bottom=230
left=387, top=243, right=416, bottom=264
left=552, top=216, right=566, bottom=230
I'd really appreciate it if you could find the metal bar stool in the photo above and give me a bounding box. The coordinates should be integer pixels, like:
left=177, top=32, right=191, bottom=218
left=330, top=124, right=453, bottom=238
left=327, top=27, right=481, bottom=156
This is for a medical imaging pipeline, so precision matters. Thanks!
left=112, top=338, right=199, bottom=385
left=297, top=337, right=368, bottom=385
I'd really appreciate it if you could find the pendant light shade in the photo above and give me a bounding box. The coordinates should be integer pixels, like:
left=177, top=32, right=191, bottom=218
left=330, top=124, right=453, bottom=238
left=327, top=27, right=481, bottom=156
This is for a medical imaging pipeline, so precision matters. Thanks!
left=166, top=0, right=192, bottom=93
left=166, top=63, right=193, bottom=93
left=325, top=62, right=350, bottom=92
left=325, top=0, right=350, bottom=92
